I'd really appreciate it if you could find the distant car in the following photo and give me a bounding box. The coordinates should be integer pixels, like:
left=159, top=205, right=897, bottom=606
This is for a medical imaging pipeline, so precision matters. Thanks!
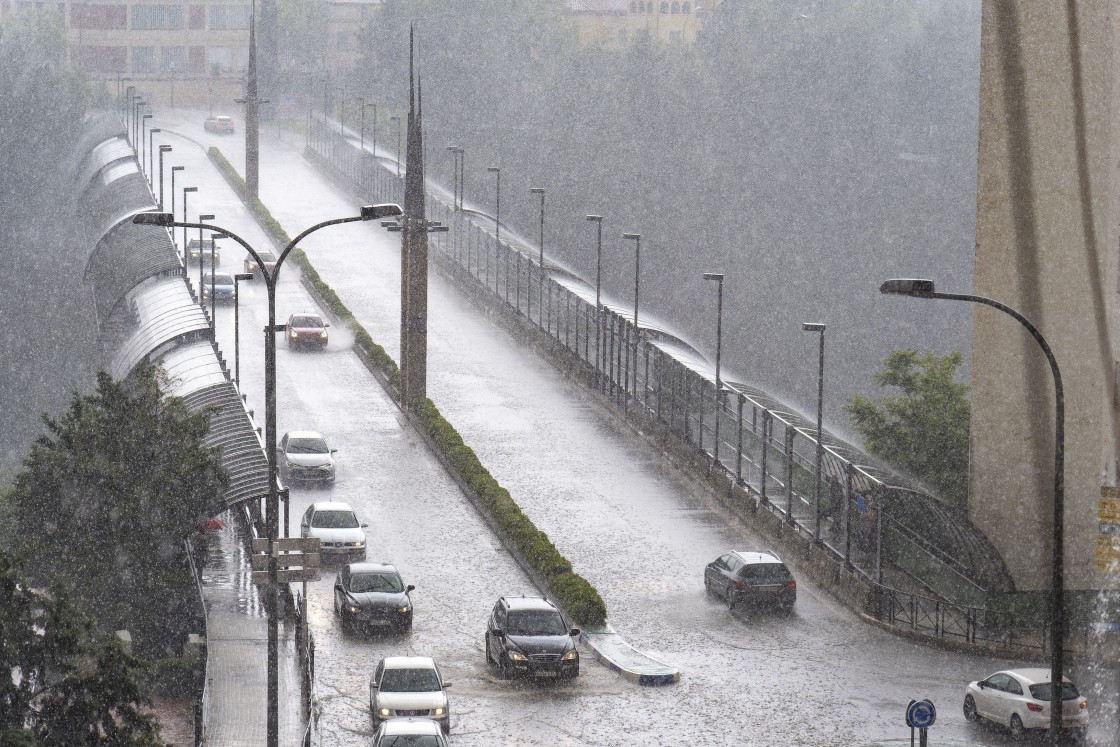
left=300, top=501, right=366, bottom=560
left=278, top=430, right=336, bottom=485
left=186, top=238, right=221, bottom=265
left=334, top=562, right=414, bottom=634
left=369, top=656, right=451, bottom=734
left=964, top=668, right=1089, bottom=738
left=704, top=550, right=796, bottom=613
left=244, top=249, right=278, bottom=278
left=204, top=115, right=235, bottom=134
left=372, top=717, right=449, bottom=747
left=485, top=596, right=579, bottom=680
left=286, top=312, right=329, bottom=349
left=201, top=272, right=237, bottom=304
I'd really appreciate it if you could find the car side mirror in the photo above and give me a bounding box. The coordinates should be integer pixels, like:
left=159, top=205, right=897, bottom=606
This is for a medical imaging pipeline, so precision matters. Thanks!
left=331, top=449, right=338, bottom=454
left=493, top=630, right=505, bottom=639
left=325, top=322, right=331, bottom=327
left=360, top=523, right=369, bottom=528
left=442, top=682, right=452, bottom=688
left=978, top=682, right=986, bottom=689
left=570, top=628, right=581, bottom=637
left=406, top=584, right=415, bottom=592
left=369, top=682, right=379, bottom=690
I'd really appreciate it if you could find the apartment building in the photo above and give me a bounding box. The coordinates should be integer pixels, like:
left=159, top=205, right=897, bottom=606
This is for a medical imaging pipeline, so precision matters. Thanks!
left=569, top=0, right=708, bottom=46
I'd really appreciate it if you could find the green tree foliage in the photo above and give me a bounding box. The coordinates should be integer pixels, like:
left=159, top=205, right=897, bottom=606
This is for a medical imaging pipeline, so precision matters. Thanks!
left=845, top=350, right=970, bottom=507
left=0, top=552, right=166, bottom=746
left=4, top=364, right=227, bottom=655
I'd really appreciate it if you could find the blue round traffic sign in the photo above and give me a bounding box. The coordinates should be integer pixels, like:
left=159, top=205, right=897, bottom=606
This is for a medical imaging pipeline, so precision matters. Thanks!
left=906, top=699, right=936, bottom=729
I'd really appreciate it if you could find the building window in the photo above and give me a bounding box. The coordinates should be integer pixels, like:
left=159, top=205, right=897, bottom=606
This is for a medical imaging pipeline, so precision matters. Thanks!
left=131, top=45, right=154, bottom=73
left=682, top=1, right=690, bottom=13
left=188, top=44, right=204, bottom=72
left=73, top=44, right=127, bottom=72
left=188, top=3, right=203, bottom=28
left=208, top=45, right=232, bottom=71
left=618, top=28, right=628, bottom=44
left=160, top=45, right=184, bottom=72
left=131, top=4, right=183, bottom=29
left=671, top=1, right=679, bottom=13
left=72, top=3, right=127, bottom=29
left=659, top=1, right=668, bottom=13
left=209, top=4, right=249, bottom=30
left=629, top=0, right=636, bottom=11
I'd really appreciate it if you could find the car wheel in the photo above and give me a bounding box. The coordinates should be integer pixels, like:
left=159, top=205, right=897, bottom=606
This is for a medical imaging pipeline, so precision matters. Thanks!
left=566, top=664, right=579, bottom=679
left=727, top=590, right=737, bottom=611
left=963, top=695, right=980, bottom=723
left=498, top=653, right=513, bottom=680
left=1009, top=713, right=1025, bottom=740
left=485, top=636, right=493, bottom=666
left=704, top=576, right=713, bottom=596
left=340, top=615, right=352, bottom=634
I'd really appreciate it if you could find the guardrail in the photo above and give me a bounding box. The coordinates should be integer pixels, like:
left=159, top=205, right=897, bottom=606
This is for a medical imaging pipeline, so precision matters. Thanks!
left=301, top=115, right=1070, bottom=657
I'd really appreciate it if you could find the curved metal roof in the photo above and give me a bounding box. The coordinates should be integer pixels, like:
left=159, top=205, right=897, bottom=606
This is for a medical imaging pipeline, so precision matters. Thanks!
left=105, top=275, right=210, bottom=380
left=78, top=136, right=135, bottom=190
left=87, top=219, right=183, bottom=326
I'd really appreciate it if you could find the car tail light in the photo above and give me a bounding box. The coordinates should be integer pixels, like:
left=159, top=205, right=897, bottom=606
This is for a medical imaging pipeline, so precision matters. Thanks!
left=1026, top=703, right=1043, bottom=713
left=734, top=580, right=745, bottom=590
left=788, top=581, right=796, bottom=588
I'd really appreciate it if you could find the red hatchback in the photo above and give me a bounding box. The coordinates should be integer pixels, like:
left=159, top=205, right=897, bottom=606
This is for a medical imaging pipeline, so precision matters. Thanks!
left=286, top=312, right=329, bottom=349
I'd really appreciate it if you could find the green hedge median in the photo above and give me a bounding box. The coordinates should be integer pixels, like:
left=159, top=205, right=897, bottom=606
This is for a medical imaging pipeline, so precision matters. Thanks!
left=207, top=147, right=607, bottom=627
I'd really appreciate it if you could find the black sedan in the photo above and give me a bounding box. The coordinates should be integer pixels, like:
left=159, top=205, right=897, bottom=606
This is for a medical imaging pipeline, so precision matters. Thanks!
left=334, top=562, right=414, bottom=634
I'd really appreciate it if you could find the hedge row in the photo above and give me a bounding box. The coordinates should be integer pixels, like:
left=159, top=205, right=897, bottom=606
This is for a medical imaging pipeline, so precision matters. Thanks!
left=208, top=147, right=607, bottom=627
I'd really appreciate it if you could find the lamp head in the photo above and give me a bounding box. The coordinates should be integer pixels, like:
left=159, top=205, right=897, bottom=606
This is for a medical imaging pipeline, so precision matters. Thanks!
left=172, top=166, right=185, bottom=172
left=529, top=187, right=545, bottom=195
left=447, top=145, right=462, bottom=153
left=150, top=128, right=162, bottom=134
left=361, top=203, right=404, bottom=221
left=142, top=113, right=153, bottom=120
left=586, top=215, right=603, bottom=222
left=234, top=273, right=253, bottom=281
left=199, top=213, right=216, bottom=221
left=622, top=232, right=640, bottom=240
left=133, top=211, right=175, bottom=226
left=802, top=322, right=826, bottom=332
left=703, top=272, right=723, bottom=282
left=879, top=278, right=936, bottom=297
left=183, top=186, right=198, bottom=194
left=159, top=144, right=172, bottom=152
left=487, top=167, right=500, bottom=173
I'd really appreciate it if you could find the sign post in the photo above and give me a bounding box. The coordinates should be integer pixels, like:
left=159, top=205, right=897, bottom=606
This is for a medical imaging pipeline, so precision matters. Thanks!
left=906, top=699, right=936, bottom=747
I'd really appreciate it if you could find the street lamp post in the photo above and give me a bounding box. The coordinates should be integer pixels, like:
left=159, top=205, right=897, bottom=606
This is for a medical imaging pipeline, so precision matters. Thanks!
left=488, top=167, right=500, bottom=293
left=359, top=100, right=376, bottom=188
left=131, top=95, right=142, bottom=147
left=622, top=232, right=641, bottom=403
left=447, top=147, right=463, bottom=211
left=181, top=187, right=198, bottom=261
left=587, top=215, right=604, bottom=390
left=705, top=273, right=725, bottom=466
left=802, top=322, right=826, bottom=542
left=233, top=272, right=254, bottom=389
left=530, top=188, right=545, bottom=326
left=880, top=278, right=1066, bottom=745
left=141, top=113, right=153, bottom=176
left=133, top=201, right=403, bottom=747
left=158, top=145, right=172, bottom=211
left=390, top=116, right=402, bottom=176
left=147, top=127, right=161, bottom=187
left=170, top=166, right=184, bottom=225
left=198, top=214, right=216, bottom=336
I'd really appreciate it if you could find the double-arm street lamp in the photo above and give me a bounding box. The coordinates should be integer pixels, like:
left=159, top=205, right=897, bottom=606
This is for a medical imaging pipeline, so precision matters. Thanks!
left=134, top=201, right=403, bottom=747
left=158, top=145, right=172, bottom=211
left=530, top=188, right=545, bottom=326
left=880, top=278, right=1066, bottom=745
left=802, top=322, right=826, bottom=541
left=587, top=215, right=604, bottom=389
left=704, top=273, right=725, bottom=465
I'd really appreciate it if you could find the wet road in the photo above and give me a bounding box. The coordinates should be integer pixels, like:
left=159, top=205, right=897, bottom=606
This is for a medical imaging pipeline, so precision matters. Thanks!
left=148, top=111, right=1115, bottom=746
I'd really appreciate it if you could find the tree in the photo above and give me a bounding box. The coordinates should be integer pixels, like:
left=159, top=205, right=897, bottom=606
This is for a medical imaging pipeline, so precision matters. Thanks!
left=3, top=364, right=227, bottom=654
left=0, top=551, right=166, bottom=746
left=845, top=350, right=970, bottom=507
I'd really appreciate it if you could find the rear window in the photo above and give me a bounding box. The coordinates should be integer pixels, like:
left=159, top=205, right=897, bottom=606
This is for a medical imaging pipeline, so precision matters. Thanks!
left=1028, top=682, right=1080, bottom=701
left=738, top=563, right=793, bottom=584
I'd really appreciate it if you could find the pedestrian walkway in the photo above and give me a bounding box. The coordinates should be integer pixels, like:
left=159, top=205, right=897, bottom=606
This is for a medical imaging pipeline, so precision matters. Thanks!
left=196, top=512, right=305, bottom=746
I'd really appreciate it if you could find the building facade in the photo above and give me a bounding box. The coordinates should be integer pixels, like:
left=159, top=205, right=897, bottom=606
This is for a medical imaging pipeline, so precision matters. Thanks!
left=569, top=0, right=707, bottom=46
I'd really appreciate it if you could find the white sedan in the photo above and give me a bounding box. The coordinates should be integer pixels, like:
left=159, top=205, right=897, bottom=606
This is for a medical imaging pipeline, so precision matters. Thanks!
left=963, top=668, right=1088, bottom=738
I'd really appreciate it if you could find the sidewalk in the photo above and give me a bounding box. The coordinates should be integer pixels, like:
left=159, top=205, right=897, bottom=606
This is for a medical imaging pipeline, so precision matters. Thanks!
left=195, top=512, right=304, bottom=746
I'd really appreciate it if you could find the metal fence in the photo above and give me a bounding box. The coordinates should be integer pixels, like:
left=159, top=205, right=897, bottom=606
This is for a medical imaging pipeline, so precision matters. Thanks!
left=302, top=115, right=1069, bottom=655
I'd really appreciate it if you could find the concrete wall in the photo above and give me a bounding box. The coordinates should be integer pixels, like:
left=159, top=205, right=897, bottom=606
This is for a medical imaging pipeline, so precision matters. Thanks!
left=971, top=1, right=1119, bottom=591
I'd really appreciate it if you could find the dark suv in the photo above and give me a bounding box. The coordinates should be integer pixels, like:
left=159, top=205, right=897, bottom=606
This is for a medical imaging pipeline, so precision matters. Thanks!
left=704, top=550, right=796, bottom=613
left=485, top=596, right=580, bottom=680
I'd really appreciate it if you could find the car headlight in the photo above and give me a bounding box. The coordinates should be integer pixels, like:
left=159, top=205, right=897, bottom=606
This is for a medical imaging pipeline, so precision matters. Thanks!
left=346, top=604, right=360, bottom=614
left=563, top=650, right=578, bottom=661
left=398, top=605, right=411, bottom=614
left=319, top=331, right=328, bottom=338
left=433, top=707, right=445, bottom=716
left=349, top=541, right=364, bottom=548
left=508, top=651, right=527, bottom=662
left=378, top=708, right=390, bottom=717
left=290, top=330, right=297, bottom=339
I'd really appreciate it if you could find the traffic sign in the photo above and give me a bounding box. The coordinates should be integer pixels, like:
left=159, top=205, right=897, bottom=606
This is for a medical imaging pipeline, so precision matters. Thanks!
left=906, top=699, right=936, bottom=729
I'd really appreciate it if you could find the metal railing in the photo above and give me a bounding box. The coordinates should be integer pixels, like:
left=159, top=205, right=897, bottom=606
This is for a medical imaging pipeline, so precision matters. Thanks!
left=303, top=115, right=1055, bottom=654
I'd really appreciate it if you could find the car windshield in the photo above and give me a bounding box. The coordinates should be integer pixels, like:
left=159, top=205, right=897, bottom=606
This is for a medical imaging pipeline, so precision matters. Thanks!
left=379, top=667, right=441, bottom=692
left=1028, top=682, right=1081, bottom=701
left=291, top=316, right=324, bottom=328
left=311, top=510, right=358, bottom=529
left=188, top=239, right=215, bottom=250
left=739, top=563, right=793, bottom=584
left=350, top=573, right=403, bottom=594
left=259, top=250, right=277, bottom=262
left=210, top=273, right=234, bottom=285
left=288, top=437, right=328, bottom=453
left=377, top=737, right=441, bottom=747
left=507, top=610, right=567, bottom=636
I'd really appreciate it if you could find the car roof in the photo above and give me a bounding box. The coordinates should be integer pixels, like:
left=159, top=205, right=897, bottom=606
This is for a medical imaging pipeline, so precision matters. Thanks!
left=347, top=562, right=397, bottom=574
left=379, top=718, right=441, bottom=735
left=731, top=550, right=783, bottom=565
left=1002, top=668, right=1074, bottom=684
left=285, top=430, right=325, bottom=440
left=288, top=312, right=323, bottom=321
left=310, top=501, right=353, bottom=512
left=380, top=655, right=437, bottom=670
left=502, top=595, right=560, bottom=612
